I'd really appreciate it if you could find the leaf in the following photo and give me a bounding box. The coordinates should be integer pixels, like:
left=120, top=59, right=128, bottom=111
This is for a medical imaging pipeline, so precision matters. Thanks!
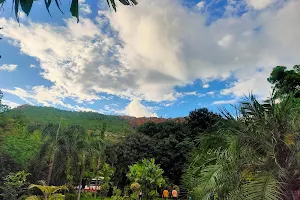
left=70, top=0, right=79, bottom=23
left=44, top=0, right=52, bottom=16
left=119, top=0, right=130, bottom=5
left=54, top=0, right=63, bottom=13
left=108, top=0, right=116, bottom=12
left=15, top=0, right=20, bottom=22
left=20, top=0, right=33, bottom=16
left=129, top=0, right=138, bottom=5
left=0, top=0, right=5, bottom=4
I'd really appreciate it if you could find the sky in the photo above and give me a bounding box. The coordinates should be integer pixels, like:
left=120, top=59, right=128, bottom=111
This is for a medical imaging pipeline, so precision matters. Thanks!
left=0, top=0, right=299, bottom=118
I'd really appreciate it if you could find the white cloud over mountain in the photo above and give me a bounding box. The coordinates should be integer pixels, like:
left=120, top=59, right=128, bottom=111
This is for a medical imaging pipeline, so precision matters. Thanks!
left=0, top=0, right=299, bottom=116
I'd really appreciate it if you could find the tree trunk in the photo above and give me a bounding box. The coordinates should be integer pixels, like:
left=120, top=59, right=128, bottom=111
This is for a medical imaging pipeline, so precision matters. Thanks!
left=94, top=158, right=101, bottom=199
left=77, top=153, right=86, bottom=200
left=77, top=169, right=84, bottom=200
left=47, top=155, right=54, bottom=185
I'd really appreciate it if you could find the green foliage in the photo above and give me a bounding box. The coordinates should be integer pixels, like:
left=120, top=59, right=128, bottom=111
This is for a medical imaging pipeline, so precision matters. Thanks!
left=0, top=171, right=30, bottom=200
left=130, top=182, right=141, bottom=192
left=27, top=180, right=68, bottom=200
left=0, top=153, right=21, bottom=185
left=127, top=159, right=165, bottom=199
left=5, top=106, right=133, bottom=135
left=184, top=94, right=300, bottom=199
left=2, top=129, right=41, bottom=168
left=111, top=186, right=123, bottom=200
left=65, top=193, right=76, bottom=200
left=0, top=90, right=9, bottom=113
left=268, top=65, right=300, bottom=98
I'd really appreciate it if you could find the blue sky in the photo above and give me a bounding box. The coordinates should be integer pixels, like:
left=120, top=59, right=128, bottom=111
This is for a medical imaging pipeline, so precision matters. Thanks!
left=0, top=0, right=299, bottom=117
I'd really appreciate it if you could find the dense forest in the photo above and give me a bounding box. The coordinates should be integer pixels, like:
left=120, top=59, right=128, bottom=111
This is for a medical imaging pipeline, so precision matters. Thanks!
left=0, top=65, right=300, bottom=200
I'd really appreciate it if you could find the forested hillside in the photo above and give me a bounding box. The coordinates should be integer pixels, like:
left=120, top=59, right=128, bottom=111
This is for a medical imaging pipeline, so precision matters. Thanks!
left=5, top=105, right=134, bottom=134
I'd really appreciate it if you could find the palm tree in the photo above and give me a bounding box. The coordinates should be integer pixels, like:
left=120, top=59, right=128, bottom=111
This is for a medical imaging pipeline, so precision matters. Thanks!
left=89, top=124, right=107, bottom=198
left=38, top=119, right=62, bottom=185
left=60, top=125, right=88, bottom=200
left=186, top=94, right=300, bottom=200
left=27, top=180, right=68, bottom=200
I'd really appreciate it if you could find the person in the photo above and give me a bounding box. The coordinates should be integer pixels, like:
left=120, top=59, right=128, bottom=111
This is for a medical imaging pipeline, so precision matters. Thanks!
left=162, top=188, right=169, bottom=200
left=138, top=190, right=143, bottom=200
left=172, top=187, right=178, bottom=200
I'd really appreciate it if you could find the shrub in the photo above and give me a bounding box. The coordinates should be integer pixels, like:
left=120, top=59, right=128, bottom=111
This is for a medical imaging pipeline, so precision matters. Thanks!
left=65, top=193, right=76, bottom=200
left=111, top=186, right=123, bottom=200
left=130, top=182, right=140, bottom=192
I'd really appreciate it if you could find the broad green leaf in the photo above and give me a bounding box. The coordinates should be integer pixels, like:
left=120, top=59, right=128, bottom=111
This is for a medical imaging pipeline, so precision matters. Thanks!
left=20, top=0, right=34, bottom=16
left=70, top=0, right=79, bottom=23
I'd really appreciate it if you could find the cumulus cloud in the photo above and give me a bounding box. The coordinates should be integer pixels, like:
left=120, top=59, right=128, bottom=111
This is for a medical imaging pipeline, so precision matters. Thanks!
left=125, top=99, right=157, bottom=117
left=203, top=83, right=209, bottom=88
left=196, top=1, right=205, bottom=10
left=0, top=64, right=17, bottom=72
left=30, top=64, right=38, bottom=68
left=246, top=0, right=276, bottom=9
left=2, top=99, right=20, bottom=108
left=0, top=0, right=299, bottom=115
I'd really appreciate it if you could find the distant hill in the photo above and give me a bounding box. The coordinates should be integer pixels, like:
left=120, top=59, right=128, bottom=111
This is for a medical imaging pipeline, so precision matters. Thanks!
left=5, top=105, right=134, bottom=134
left=120, top=116, right=185, bottom=128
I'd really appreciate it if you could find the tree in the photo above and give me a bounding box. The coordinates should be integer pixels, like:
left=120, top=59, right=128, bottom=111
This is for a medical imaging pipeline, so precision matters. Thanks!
left=268, top=65, right=300, bottom=98
left=38, top=123, right=62, bottom=185
left=27, top=180, right=68, bottom=200
left=3, top=0, right=138, bottom=23
left=186, top=108, right=222, bottom=137
left=0, top=171, right=30, bottom=200
left=0, top=90, right=8, bottom=113
left=184, top=94, right=300, bottom=200
left=105, top=133, right=154, bottom=187
left=127, top=158, right=165, bottom=200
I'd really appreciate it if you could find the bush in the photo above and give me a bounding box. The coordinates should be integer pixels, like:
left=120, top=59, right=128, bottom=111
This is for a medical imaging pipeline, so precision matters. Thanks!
left=111, top=186, right=123, bottom=200
left=65, top=193, right=76, bottom=200
left=123, top=186, right=130, bottom=197
left=130, top=191, right=138, bottom=200
left=130, top=182, right=140, bottom=192
left=100, top=183, right=110, bottom=197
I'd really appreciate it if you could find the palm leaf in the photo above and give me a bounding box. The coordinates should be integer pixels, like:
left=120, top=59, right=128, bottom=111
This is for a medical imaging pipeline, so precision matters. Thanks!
left=242, top=173, right=281, bottom=200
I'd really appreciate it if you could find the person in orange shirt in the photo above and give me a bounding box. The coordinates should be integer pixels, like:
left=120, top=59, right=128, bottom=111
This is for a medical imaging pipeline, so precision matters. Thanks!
left=162, top=188, right=169, bottom=200
left=172, top=187, right=178, bottom=200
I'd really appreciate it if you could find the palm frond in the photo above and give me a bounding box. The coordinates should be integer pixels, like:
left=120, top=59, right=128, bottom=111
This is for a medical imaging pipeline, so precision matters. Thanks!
left=242, top=173, right=281, bottom=200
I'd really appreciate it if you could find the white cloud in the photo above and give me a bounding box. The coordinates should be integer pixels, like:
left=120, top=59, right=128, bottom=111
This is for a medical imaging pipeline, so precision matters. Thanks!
left=30, top=64, right=38, bottom=68
left=0, top=64, right=17, bottom=72
left=0, top=0, right=300, bottom=107
left=218, top=34, right=233, bottom=48
left=212, top=99, right=238, bottom=105
left=196, top=1, right=205, bottom=10
left=246, top=0, right=276, bottom=9
left=2, top=99, right=20, bottom=108
left=203, top=83, right=209, bottom=88
left=79, top=0, right=92, bottom=15
left=125, top=99, right=157, bottom=117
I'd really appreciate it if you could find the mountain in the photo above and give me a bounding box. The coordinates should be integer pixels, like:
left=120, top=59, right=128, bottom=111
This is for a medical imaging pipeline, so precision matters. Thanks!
left=120, top=116, right=185, bottom=128
left=5, top=105, right=134, bottom=134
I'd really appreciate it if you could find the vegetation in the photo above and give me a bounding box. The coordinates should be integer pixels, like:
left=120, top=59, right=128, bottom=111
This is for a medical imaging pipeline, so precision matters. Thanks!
left=4, top=105, right=134, bottom=134
left=0, top=65, right=299, bottom=199
left=268, top=65, right=300, bottom=98
left=127, top=159, right=165, bottom=200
